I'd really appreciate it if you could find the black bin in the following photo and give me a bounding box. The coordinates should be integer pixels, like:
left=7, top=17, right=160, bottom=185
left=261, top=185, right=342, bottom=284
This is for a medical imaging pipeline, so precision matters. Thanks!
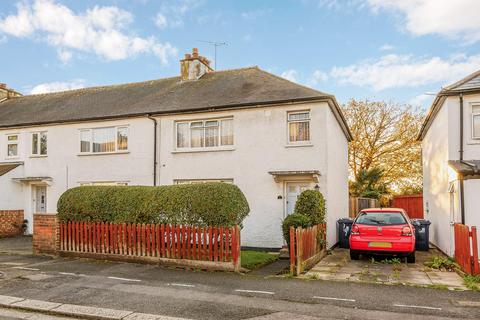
left=411, top=219, right=431, bottom=251
left=338, top=218, right=354, bottom=249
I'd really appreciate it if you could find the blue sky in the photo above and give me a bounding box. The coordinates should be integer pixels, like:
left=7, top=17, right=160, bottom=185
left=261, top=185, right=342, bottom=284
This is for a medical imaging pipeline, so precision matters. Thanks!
left=1, top=0, right=480, bottom=109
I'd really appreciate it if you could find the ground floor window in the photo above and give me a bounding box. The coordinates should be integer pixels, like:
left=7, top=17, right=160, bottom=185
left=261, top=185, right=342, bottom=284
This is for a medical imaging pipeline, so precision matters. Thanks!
left=174, top=179, right=233, bottom=185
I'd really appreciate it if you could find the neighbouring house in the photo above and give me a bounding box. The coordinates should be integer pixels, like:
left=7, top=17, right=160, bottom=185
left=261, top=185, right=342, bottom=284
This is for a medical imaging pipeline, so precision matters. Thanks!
left=418, top=70, right=480, bottom=257
left=0, top=48, right=352, bottom=248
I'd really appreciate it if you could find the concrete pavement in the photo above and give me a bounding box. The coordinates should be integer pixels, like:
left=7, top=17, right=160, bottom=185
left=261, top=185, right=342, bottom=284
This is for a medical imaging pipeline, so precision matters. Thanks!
left=0, top=253, right=479, bottom=319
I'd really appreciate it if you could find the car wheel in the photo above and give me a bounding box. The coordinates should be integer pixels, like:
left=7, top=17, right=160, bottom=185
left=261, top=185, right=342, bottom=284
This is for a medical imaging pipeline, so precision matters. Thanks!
left=406, top=252, right=416, bottom=263
left=350, top=250, right=360, bottom=260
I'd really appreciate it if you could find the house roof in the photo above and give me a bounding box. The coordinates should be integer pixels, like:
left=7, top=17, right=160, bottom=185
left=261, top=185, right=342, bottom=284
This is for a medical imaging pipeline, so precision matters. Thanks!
left=0, top=67, right=352, bottom=140
left=0, top=162, right=22, bottom=177
left=418, top=69, right=480, bottom=140
left=448, top=160, right=480, bottom=178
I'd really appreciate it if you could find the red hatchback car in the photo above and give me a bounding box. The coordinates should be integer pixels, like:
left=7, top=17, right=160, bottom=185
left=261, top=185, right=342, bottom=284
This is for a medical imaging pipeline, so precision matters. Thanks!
left=349, top=208, right=416, bottom=263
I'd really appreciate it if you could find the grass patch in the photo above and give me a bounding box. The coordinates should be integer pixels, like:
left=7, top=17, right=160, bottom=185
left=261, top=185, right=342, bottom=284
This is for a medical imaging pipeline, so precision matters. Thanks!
left=424, top=256, right=459, bottom=272
left=241, top=250, right=278, bottom=270
left=463, top=275, right=480, bottom=291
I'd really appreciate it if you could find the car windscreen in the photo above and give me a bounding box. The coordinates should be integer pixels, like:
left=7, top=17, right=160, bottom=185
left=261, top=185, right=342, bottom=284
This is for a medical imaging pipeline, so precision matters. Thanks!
left=355, top=211, right=407, bottom=226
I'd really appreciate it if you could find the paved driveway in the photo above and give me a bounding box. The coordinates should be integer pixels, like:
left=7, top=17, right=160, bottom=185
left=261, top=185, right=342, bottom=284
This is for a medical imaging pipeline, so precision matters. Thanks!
left=0, top=237, right=32, bottom=256
left=303, top=248, right=467, bottom=290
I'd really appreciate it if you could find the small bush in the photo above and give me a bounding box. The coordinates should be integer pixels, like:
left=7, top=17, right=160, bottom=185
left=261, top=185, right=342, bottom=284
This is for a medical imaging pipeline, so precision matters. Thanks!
left=57, top=183, right=249, bottom=227
left=424, top=256, right=459, bottom=272
left=294, top=190, right=326, bottom=224
left=282, top=213, right=313, bottom=244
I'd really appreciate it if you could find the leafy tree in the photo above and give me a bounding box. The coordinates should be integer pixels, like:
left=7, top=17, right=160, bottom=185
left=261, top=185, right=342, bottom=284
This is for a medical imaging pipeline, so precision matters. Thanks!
left=349, top=167, right=388, bottom=199
left=342, top=99, right=424, bottom=195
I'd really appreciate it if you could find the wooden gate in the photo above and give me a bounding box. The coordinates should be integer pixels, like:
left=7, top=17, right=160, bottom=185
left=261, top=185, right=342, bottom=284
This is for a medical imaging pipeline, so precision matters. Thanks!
left=391, top=194, right=423, bottom=219
left=454, top=223, right=479, bottom=275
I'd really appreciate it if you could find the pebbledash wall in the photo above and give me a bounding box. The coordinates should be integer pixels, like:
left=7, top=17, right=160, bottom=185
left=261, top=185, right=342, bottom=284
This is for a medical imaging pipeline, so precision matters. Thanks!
left=0, top=210, right=24, bottom=237
left=2, top=101, right=349, bottom=249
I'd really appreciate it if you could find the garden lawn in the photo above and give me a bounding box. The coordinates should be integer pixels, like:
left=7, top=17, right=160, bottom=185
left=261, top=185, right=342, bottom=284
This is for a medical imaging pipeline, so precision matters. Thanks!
left=241, top=250, right=278, bottom=270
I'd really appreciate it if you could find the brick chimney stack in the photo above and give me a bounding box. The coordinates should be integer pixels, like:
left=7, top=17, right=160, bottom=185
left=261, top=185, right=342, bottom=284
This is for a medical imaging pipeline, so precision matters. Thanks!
left=0, top=83, right=22, bottom=100
left=180, top=48, right=213, bottom=81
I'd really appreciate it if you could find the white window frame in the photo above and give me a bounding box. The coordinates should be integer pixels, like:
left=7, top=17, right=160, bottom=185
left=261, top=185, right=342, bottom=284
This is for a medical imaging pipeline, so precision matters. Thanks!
left=31, top=131, right=48, bottom=156
left=174, top=179, right=234, bottom=185
left=79, top=126, right=129, bottom=155
left=6, top=133, right=19, bottom=158
left=287, top=110, right=311, bottom=144
left=472, top=104, right=480, bottom=140
left=175, top=117, right=234, bottom=151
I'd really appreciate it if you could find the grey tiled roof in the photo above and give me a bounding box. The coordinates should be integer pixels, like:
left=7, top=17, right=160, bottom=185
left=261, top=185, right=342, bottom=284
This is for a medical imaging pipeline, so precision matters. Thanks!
left=0, top=67, right=336, bottom=128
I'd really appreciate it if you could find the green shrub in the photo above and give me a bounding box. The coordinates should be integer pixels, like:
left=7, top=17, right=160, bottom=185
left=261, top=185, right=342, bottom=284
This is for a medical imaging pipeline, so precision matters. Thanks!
left=57, top=183, right=249, bottom=227
left=294, top=190, right=326, bottom=224
left=282, top=213, right=313, bottom=244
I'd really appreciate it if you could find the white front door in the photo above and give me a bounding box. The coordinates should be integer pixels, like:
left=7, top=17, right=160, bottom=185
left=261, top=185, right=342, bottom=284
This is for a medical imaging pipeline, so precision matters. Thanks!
left=34, top=186, right=47, bottom=213
left=286, top=182, right=310, bottom=215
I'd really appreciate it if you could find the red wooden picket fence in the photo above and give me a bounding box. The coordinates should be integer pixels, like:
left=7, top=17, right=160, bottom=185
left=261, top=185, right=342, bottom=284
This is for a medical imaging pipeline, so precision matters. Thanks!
left=59, top=221, right=241, bottom=271
left=289, top=223, right=327, bottom=275
left=391, top=194, right=424, bottom=219
left=454, top=223, right=479, bottom=275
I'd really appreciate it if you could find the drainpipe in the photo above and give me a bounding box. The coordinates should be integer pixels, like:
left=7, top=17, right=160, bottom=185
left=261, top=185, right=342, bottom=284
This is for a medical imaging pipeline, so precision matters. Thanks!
left=147, top=115, right=158, bottom=186
left=458, top=94, right=465, bottom=224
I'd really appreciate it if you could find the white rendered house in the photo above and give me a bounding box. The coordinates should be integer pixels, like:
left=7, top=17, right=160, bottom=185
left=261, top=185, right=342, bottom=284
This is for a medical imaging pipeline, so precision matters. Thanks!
left=0, top=49, right=352, bottom=249
left=418, top=70, right=480, bottom=257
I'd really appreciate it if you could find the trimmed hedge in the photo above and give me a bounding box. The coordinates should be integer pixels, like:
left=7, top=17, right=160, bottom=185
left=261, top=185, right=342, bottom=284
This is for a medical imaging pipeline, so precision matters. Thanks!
left=57, top=183, right=250, bottom=227
left=294, top=190, right=326, bottom=225
left=282, top=214, right=312, bottom=245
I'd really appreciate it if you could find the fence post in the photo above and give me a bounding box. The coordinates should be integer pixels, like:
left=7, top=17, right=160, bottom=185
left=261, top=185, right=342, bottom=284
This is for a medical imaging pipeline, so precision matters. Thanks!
left=471, top=226, right=479, bottom=275
left=233, top=225, right=241, bottom=272
left=296, top=227, right=303, bottom=275
left=289, top=227, right=295, bottom=274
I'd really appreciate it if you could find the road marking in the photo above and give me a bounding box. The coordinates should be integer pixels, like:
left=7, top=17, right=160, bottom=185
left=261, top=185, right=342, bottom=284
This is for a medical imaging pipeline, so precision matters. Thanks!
left=235, top=289, right=275, bottom=295
left=59, top=272, right=77, bottom=276
left=108, top=276, right=141, bottom=282
left=169, top=283, right=196, bottom=288
left=12, top=267, right=40, bottom=271
left=393, top=304, right=442, bottom=311
left=313, top=296, right=355, bottom=302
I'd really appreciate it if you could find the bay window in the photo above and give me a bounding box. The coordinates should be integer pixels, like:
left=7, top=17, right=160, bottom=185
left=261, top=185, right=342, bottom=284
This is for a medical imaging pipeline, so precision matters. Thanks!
left=7, top=134, right=18, bottom=157
left=79, top=126, right=129, bottom=154
left=175, top=118, right=233, bottom=150
left=31, top=132, right=47, bottom=156
left=288, top=111, right=310, bottom=143
left=473, top=104, right=480, bottom=139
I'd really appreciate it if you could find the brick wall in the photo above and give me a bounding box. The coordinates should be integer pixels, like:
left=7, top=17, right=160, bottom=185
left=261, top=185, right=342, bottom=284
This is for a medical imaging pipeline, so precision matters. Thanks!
left=0, top=210, right=24, bottom=237
left=33, top=214, right=59, bottom=255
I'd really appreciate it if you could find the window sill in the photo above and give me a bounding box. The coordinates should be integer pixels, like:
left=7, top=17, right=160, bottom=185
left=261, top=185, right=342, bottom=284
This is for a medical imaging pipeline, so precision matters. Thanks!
left=77, top=151, right=130, bottom=156
left=285, top=143, right=314, bottom=148
left=5, top=156, right=20, bottom=160
left=172, top=147, right=235, bottom=154
left=30, top=155, right=47, bottom=158
left=466, top=139, right=480, bottom=145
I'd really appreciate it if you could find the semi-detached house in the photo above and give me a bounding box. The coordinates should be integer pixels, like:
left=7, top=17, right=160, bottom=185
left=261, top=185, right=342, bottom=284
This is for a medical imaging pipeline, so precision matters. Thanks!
left=0, top=49, right=352, bottom=249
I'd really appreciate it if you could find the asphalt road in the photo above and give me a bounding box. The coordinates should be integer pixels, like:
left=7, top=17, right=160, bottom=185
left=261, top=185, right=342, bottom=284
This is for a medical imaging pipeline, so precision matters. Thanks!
left=0, top=253, right=479, bottom=320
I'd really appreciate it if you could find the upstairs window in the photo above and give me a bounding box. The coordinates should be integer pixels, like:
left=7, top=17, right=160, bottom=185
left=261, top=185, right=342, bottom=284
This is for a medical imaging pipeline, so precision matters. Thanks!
left=288, top=111, right=310, bottom=143
left=473, top=104, right=480, bottom=139
left=176, top=118, right=233, bottom=150
left=80, top=126, right=129, bottom=154
left=31, top=132, right=47, bottom=156
left=7, top=134, right=18, bottom=157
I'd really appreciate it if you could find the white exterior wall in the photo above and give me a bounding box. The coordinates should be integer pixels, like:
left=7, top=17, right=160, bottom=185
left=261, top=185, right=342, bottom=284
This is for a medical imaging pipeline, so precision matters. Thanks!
left=422, top=93, right=480, bottom=257
left=422, top=101, right=453, bottom=255
left=325, top=107, right=349, bottom=248
left=0, top=102, right=349, bottom=247
left=0, top=117, right=154, bottom=233
left=157, top=101, right=348, bottom=248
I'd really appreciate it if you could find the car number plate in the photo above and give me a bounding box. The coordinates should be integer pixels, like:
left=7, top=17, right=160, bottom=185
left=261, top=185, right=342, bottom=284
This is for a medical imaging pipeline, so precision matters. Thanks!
left=368, top=242, right=392, bottom=248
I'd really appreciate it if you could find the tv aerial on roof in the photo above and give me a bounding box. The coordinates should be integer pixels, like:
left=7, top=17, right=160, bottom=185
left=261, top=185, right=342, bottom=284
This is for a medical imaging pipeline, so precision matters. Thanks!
left=197, top=40, right=228, bottom=70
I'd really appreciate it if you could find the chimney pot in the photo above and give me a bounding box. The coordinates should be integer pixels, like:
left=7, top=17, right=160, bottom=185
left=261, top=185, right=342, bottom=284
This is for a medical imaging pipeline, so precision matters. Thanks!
left=184, top=53, right=191, bottom=59
left=192, top=48, right=199, bottom=58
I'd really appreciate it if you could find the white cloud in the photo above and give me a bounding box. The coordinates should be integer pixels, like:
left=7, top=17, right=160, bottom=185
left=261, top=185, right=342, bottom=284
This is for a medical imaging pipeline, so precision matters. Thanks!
left=154, top=0, right=203, bottom=28
left=329, top=53, right=480, bottom=91
left=30, top=79, right=86, bottom=94
left=241, top=9, right=271, bottom=20
left=281, top=69, right=299, bottom=83
left=366, top=0, right=480, bottom=43
left=0, top=0, right=177, bottom=63
left=409, top=93, right=434, bottom=108
left=309, top=70, right=329, bottom=85
left=379, top=44, right=394, bottom=51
